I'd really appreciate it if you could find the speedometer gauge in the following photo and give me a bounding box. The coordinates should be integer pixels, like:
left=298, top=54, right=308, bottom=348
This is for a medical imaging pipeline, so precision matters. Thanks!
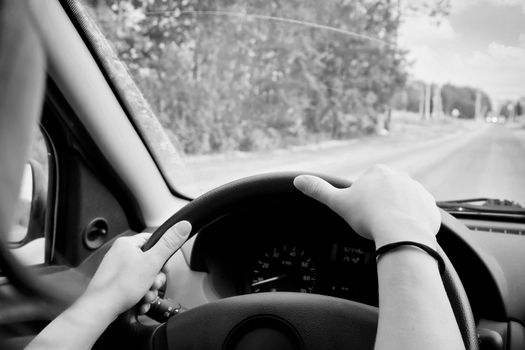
left=251, top=244, right=317, bottom=293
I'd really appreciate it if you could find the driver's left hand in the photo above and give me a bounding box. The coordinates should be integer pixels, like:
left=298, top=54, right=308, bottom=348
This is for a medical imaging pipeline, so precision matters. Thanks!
left=79, top=220, right=192, bottom=319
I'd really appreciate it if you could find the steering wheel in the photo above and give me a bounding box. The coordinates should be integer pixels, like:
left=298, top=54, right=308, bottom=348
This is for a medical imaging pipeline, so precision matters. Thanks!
left=127, top=172, right=478, bottom=350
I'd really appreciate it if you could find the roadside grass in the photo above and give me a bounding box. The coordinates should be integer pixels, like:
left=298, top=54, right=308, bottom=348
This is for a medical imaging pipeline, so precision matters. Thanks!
left=184, top=110, right=481, bottom=164
left=389, top=111, right=482, bottom=141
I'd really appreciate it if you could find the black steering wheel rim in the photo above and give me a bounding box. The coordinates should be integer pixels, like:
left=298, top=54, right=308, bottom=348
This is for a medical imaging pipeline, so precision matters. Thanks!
left=140, top=172, right=478, bottom=350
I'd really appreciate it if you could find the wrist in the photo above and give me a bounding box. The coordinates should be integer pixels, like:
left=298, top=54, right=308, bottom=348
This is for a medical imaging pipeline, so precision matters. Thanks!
left=375, top=241, right=444, bottom=273
left=371, top=217, right=437, bottom=250
left=72, top=291, right=121, bottom=324
left=377, top=246, right=442, bottom=288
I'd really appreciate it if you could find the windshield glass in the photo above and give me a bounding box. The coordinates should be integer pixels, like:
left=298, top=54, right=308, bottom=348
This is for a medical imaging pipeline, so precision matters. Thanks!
left=79, top=0, right=525, bottom=204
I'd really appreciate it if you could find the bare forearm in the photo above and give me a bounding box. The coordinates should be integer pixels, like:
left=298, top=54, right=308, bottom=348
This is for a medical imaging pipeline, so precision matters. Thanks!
left=374, top=246, right=465, bottom=350
left=26, top=224, right=191, bottom=350
left=25, top=295, right=116, bottom=350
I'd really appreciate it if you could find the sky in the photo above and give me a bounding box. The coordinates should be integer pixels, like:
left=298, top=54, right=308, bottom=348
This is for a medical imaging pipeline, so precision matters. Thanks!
left=398, top=0, right=525, bottom=103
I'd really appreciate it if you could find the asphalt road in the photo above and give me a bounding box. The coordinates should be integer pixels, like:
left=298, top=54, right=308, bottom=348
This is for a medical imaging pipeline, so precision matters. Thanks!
left=184, top=121, right=525, bottom=204
left=412, top=122, right=525, bottom=204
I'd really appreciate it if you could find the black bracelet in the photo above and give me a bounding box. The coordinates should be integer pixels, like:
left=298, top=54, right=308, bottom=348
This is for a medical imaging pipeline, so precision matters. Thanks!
left=375, top=241, right=445, bottom=274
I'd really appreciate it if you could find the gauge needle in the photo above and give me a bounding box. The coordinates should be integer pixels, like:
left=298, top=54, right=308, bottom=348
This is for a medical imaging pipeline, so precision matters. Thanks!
left=251, top=274, right=287, bottom=287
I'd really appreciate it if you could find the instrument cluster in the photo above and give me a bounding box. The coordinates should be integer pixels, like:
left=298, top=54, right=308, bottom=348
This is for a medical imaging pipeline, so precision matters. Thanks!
left=247, top=239, right=378, bottom=305
left=191, top=207, right=379, bottom=306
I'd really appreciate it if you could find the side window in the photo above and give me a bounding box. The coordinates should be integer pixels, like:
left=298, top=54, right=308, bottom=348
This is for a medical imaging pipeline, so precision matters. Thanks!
left=8, top=129, right=49, bottom=266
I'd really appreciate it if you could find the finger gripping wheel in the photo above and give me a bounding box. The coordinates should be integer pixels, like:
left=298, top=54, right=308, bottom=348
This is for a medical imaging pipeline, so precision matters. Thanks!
left=140, top=172, right=478, bottom=350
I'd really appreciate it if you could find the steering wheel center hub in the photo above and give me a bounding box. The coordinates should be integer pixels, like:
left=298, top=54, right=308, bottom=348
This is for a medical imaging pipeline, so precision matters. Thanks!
left=224, top=315, right=301, bottom=350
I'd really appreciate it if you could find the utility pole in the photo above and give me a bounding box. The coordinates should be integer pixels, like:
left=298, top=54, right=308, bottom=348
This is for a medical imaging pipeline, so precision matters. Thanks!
left=419, top=84, right=425, bottom=119
left=432, top=84, right=442, bottom=118
left=423, top=83, right=432, bottom=120
left=475, top=91, right=482, bottom=119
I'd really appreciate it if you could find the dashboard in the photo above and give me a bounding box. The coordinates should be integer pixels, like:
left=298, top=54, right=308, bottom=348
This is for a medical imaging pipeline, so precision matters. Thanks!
left=177, top=188, right=525, bottom=349
left=190, top=202, right=378, bottom=306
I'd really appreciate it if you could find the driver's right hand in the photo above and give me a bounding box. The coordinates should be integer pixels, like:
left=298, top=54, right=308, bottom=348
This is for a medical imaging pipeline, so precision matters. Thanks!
left=293, top=164, right=440, bottom=249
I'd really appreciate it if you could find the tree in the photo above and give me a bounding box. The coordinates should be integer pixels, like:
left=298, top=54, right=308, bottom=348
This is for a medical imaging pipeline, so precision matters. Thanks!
left=441, top=84, right=491, bottom=119
left=82, top=0, right=443, bottom=154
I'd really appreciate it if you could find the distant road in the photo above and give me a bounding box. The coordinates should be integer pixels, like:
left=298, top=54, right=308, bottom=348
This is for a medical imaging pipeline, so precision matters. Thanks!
left=183, top=121, right=525, bottom=204
left=412, top=123, right=525, bottom=204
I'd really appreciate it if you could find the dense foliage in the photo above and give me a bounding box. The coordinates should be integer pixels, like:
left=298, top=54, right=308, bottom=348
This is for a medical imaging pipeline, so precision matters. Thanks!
left=441, top=84, right=491, bottom=119
left=84, top=0, right=449, bottom=154
left=393, top=80, right=492, bottom=119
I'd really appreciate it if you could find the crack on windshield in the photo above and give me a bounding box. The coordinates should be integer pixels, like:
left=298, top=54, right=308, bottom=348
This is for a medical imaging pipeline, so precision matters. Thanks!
left=145, top=10, right=394, bottom=48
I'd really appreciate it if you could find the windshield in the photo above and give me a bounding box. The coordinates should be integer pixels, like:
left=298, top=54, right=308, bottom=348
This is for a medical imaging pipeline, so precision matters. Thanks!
left=79, top=0, right=525, bottom=204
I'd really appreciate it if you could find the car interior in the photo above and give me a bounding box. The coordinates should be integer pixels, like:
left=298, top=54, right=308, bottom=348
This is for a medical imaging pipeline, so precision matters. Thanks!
left=1, top=1, right=525, bottom=349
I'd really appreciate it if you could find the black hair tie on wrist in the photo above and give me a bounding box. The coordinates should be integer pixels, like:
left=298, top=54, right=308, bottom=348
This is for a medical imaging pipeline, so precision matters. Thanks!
left=375, top=241, right=445, bottom=274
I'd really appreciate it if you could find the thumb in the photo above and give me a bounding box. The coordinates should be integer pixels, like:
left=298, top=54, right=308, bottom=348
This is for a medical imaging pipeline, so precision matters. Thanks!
left=147, top=220, right=192, bottom=265
left=294, top=175, right=339, bottom=207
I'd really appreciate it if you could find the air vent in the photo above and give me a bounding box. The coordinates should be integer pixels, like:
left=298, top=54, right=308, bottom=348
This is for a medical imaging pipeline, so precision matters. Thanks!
left=83, top=217, right=109, bottom=249
left=467, top=226, right=524, bottom=235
